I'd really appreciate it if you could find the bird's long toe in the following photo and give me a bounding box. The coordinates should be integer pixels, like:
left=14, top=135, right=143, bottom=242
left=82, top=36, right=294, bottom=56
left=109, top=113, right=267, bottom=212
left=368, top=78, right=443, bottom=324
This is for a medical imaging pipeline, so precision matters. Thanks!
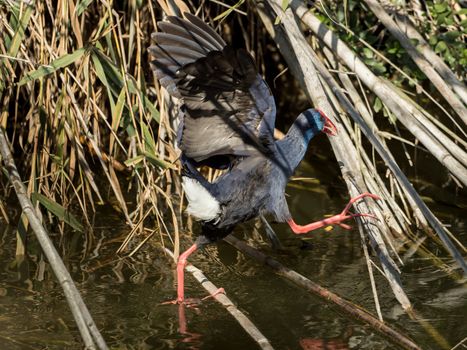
left=202, top=287, right=225, bottom=301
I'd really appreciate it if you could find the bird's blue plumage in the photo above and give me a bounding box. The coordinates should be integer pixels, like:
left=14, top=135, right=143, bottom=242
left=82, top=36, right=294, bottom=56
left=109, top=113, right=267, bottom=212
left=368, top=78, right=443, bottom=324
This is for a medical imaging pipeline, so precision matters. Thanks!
left=150, top=15, right=327, bottom=245
left=181, top=109, right=326, bottom=243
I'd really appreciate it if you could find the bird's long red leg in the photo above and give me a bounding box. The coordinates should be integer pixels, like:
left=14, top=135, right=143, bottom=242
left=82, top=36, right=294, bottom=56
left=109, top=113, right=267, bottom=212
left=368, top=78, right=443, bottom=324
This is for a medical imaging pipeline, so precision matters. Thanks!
left=176, top=243, right=198, bottom=303
left=163, top=243, right=224, bottom=305
left=288, top=193, right=380, bottom=234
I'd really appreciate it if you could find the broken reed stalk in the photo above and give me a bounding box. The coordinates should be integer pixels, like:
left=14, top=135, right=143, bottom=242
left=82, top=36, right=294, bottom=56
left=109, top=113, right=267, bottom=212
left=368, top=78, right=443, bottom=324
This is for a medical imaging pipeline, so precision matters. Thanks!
left=224, top=236, right=421, bottom=350
left=356, top=219, right=383, bottom=321
left=0, top=128, right=108, bottom=350
left=280, top=0, right=467, bottom=274
left=258, top=0, right=413, bottom=311
left=362, top=0, right=467, bottom=124
left=162, top=247, right=274, bottom=350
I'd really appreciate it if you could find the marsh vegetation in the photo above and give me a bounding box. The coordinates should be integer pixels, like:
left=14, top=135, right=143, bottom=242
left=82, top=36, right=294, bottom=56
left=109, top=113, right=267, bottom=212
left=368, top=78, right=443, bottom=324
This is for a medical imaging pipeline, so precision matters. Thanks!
left=0, top=0, right=466, bottom=349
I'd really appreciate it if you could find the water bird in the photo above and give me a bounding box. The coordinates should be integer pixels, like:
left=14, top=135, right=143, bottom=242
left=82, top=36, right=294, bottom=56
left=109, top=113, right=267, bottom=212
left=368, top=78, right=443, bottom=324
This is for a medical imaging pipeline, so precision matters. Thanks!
left=149, top=13, right=379, bottom=304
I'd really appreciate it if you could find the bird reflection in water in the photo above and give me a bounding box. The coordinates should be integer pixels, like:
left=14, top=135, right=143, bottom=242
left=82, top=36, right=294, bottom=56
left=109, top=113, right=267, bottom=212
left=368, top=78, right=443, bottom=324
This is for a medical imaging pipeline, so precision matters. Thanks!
left=177, top=304, right=203, bottom=350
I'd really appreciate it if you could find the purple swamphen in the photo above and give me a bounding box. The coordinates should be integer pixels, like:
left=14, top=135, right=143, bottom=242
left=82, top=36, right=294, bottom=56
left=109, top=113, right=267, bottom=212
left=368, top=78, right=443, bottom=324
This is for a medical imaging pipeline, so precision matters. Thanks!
left=149, top=13, right=379, bottom=304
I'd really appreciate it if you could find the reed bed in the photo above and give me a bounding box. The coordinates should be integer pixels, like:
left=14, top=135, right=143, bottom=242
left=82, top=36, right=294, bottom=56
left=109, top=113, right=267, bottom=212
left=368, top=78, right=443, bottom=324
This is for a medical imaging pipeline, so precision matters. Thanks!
left=0, top=0, right=465, bottom=348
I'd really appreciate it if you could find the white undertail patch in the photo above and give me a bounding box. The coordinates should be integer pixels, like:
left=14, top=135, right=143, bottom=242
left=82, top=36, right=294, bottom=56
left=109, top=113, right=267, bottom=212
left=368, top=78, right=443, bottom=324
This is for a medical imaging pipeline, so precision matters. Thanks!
left=182, top=177, right=221, bottom=222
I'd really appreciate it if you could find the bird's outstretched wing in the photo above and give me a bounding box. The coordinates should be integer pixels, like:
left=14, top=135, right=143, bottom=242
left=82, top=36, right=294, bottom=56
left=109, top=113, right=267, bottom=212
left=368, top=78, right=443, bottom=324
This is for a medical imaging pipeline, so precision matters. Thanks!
left=149, top=13, right=276, bottom=166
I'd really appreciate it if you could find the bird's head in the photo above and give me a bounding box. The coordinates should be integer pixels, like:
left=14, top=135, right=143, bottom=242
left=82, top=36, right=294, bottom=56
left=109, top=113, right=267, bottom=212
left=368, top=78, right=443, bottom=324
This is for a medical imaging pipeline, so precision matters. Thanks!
left=280, top=109, right=338, bottom=173
left=316, top=109, right=337, bottom=136
left=299, top=109, right=338, bottom=138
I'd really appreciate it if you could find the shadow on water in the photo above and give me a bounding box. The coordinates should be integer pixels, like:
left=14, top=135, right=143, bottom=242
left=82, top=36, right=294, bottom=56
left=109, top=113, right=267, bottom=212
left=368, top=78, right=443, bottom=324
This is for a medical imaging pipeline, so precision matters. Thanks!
left=0, top=158, right=466, bottom=349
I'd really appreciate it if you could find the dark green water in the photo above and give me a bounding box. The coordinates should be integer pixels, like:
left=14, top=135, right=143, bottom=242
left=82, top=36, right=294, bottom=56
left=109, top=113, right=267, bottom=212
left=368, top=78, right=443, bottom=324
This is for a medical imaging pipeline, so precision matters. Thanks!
left=0, top=159, right=466, bottom=349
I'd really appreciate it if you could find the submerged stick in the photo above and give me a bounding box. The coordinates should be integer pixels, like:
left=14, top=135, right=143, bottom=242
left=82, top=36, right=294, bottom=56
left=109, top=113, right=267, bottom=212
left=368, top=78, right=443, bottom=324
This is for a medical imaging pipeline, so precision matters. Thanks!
left=224, top=236, right=421, bottom=350
left=163, top=247, right=274, bottom=350
left=0, top=128, right=108, bottom=350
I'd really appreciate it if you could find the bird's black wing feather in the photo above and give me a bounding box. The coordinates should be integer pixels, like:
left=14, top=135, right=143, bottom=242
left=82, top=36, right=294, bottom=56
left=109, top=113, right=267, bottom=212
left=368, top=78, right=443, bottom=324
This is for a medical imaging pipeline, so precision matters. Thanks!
left=149, top=13, right=276, bottom=165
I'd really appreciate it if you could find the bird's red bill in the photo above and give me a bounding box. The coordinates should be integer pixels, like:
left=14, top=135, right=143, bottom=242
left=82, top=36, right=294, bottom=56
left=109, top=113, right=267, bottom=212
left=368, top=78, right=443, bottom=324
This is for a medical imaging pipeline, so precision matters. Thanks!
left=317, top=109, right=338, bottom=136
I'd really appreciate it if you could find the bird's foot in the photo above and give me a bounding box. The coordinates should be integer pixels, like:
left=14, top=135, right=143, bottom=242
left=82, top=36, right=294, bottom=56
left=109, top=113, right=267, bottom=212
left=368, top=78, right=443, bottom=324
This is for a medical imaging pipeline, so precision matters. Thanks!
left=161, top=288, right=225, bottom=307
left=161, top=297, right=202, bottom=308
left=321, top=192, right=381, bottom=230
left=334, top=193, right=380, bottom=229
left=201, top=287, right=225, bottom=301
left=288, top=192, right=380, bottom=234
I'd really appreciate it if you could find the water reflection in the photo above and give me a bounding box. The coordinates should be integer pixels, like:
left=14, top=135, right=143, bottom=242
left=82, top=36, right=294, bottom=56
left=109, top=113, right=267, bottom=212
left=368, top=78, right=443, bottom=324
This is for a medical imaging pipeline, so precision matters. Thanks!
left=0, top=163, right=465, bottom=349
left=299, top=337, right=349, bottom=350
left=177, top=305, right=203, bottom=349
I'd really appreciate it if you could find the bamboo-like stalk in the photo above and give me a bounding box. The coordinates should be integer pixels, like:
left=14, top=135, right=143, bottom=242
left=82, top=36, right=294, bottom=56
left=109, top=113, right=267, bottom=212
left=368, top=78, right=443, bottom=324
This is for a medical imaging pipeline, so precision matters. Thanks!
left=385, top=6, right=467, bottom=106
left=362, top=0, right=467, bottom=124
left=323, top=49, right=412, bottom=236
left=0, top=128, right=108, bottom=350
left=334, top=66, right=426, bottom=229
left=289, top=1, right=467, bottom=185
left=224, top=236, right=421, bottom=350
left=257, top=0, right=413, bottom=310
left=324, top=15, right=464, bottom=137
left=162, top=247, right=274, bottom=350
